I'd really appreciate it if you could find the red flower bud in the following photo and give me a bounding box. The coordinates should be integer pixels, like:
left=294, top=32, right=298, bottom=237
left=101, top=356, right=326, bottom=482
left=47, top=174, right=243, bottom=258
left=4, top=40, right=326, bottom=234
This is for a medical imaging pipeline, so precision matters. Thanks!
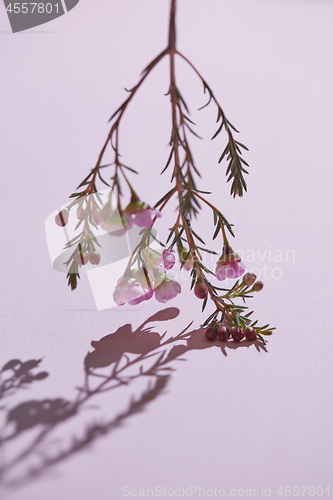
left=253, top=281, right=264, bottom=292
left=194, top=281, right=208, bottom=300
left=231, top=327, right=244, bottom=342
left=244, top=327, right=257, bottom=341
left=55, top=209, right=69, bottom=227
left=242, top=273, right=256, bottom=286
left=205, top=327, right=218, bottom=341
left=217, top=326, right=230, bottom=341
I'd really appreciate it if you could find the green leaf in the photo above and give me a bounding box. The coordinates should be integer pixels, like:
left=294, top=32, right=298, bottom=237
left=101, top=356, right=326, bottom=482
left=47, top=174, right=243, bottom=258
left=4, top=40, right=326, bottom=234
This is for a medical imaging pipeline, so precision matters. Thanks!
left=183, top=114, right=196, bottom=125
left=203, top=310, right=218, bottom=327
left=196, top=246, right=218, bottom=255
left=161, top=149, right=174, bottom=174
left=69, top=192, right=84, bottom=199
left=235, top=140, right=249, bottom=151
left=227, top=120, right=239, bottom=133
left=257, top=333, right=266, bottom=344
left=166, top=227, right=175, bottom=245
left=213, top=220, right=221, bottom=240
left=239, top=157, right=250, bottom=167
left=154, top=187, right=177, bottom=208
left=218, top=144, right=230, bottom=164
left=180, top=250, right=191, bottom=269
left=141, top=48, right=168, bottom=75
left=67, top=260, right=80, bottom=291
left=120, top=164, right=138, bottom=174
left=185, top=123, right=202, bottom=139
left=175, top=85, right=190, bottom=114
left=149, top=230, right=165, bottom=247
left=198, top=262, right=215, bottom=275
left=191, top=229, right=205, bottom=245
left=211, top=122, right=224, bottom=140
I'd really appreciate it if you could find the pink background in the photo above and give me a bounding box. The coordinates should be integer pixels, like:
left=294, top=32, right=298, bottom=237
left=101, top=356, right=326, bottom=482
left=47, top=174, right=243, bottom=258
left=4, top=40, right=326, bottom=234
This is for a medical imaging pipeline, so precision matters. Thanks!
left=1, top=0, right=332, bottom=498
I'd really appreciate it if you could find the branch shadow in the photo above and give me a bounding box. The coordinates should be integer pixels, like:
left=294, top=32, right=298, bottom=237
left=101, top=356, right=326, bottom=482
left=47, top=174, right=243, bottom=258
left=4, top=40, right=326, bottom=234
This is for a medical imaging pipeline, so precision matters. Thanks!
left=0, top=308, right=267, bottom=491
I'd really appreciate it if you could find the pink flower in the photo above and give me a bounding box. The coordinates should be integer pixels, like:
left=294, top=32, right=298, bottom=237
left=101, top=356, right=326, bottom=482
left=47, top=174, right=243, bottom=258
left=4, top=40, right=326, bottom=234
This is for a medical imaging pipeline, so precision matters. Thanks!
left=162, top=249, right=176, bottom=270
left=215, top=245, right=245, bottom=281
left=215, top=259, right=245, bottom=280
left=113, top=277, right=146, bottom=306
left=124, top=200, right=161, bottom=228
left=154, top=276, right=181, bottom=303
left=147, top=249, right=163, bottom=267
left=132, top=267, right=153, bottom=288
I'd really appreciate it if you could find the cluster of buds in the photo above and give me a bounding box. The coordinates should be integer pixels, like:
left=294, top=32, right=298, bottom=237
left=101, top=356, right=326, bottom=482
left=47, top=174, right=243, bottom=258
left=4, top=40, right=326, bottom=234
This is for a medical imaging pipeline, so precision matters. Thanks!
left=203, top=270, right=266, bottom=342
left=97, top=200, right=161, bottom=236
left=113, top=248, right=181, bottom=306
left=76, top=249, right=101, bottom=266
left=55, top=197, right=161, bottom=235
left=242, top=272, right=264, bottom=291
left=205, top=324, right=258, bottom=342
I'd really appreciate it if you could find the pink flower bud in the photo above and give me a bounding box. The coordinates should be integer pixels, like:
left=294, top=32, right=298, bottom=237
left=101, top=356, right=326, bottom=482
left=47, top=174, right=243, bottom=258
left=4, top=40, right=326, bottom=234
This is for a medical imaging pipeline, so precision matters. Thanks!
left=76, top=252, right=89, bottom=266
left=242, top=273, right=256, bottom=286
left=76, top=206, right=85, bottom=220
left=92, top=209, right=100, bottom=225
left=194, top=281, right=208, bottom=300
left=253, top=281, right=264, bottom=292
left=89, top=251, right=101, bottom=265
left=162, top=249, right=176, bottom=270
left=55, top=209, right=69, bottom=227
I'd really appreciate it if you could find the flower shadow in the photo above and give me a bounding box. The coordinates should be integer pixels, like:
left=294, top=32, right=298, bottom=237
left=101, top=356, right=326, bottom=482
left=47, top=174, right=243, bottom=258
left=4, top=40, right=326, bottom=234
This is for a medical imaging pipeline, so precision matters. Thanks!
left=0, top=308, right=267, bottom=491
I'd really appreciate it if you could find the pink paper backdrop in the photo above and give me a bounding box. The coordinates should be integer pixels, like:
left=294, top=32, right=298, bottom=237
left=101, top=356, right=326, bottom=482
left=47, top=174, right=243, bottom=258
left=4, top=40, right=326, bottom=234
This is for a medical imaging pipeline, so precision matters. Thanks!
left=0, top=0, right=332, bottom=499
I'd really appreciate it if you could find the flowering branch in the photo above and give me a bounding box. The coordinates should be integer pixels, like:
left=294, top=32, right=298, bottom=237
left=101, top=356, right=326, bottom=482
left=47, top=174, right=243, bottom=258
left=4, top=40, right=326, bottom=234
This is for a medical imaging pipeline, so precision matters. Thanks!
left=53, top=0, right=275, bottom=344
